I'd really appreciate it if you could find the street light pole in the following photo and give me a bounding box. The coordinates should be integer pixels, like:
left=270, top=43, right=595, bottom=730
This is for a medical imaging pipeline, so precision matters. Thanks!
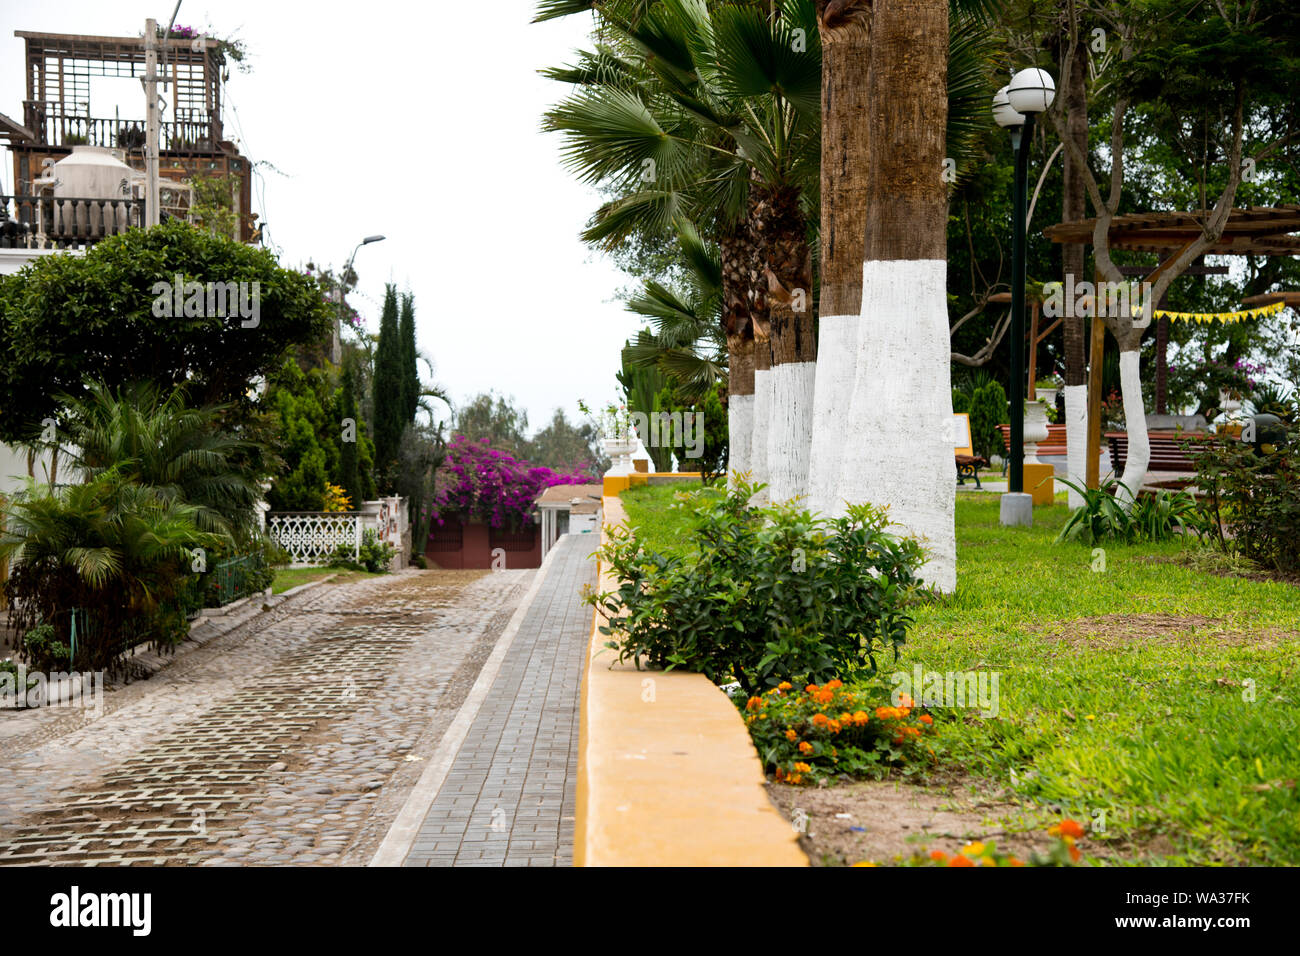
left=334, top=234, right=386, bottom=364
left=1008, top=113, right=1035, bottom=496
left=993, top=68, right=1055, bottom=527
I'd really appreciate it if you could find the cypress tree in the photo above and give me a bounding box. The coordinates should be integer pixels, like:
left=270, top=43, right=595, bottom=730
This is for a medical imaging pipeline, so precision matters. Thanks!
left=400, top=292, right=419, bottom=424
left=372, top=283, right=404, bottom=490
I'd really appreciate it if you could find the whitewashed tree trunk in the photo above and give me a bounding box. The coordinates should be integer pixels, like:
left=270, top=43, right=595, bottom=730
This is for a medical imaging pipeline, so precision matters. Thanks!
left=750, top=367, right=772, bottom=498
left=1063, top=383, right=1089, bottom=508
left=766, top=361, right=816, bottom=503
left=1116, top=348, right=1149, bottom=502
left=835, top=259, right=955, bottom=592
left=806, top=313, right=858, bottom=515
left=728, top=394, right=754, bottom=484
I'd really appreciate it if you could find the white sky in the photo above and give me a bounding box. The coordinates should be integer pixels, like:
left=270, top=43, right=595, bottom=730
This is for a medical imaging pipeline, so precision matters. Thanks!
left=0, top=0, right=640, bottom=434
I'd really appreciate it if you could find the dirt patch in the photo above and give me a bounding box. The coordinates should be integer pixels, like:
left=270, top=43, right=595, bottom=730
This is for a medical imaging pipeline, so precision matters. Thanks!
left=765, top=776, right=1061, bottom=866
left=1037, top=613, right=1295, bottom=649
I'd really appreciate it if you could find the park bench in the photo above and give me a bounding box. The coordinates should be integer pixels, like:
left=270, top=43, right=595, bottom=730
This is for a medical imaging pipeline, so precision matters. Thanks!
left=952, top=413, right=990, bottom=488
left=1105, top=431, right=1209, bottom=478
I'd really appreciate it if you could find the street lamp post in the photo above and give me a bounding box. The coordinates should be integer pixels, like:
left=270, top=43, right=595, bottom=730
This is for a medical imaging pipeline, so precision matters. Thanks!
left=334, top=234, right=386, bottom=364
left=993, top=69, right=1055, bottom=527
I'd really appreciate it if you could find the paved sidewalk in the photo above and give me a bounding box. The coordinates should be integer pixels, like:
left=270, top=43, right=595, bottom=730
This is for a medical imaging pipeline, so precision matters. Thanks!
left=400, top=533, right=598, bottom=867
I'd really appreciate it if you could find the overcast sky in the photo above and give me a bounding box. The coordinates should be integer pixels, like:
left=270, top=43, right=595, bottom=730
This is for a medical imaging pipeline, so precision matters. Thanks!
left=0, top=0, right=640, bottom=434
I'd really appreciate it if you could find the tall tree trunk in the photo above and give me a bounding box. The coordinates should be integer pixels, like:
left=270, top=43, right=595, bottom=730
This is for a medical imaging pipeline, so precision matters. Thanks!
left=1154, top=315, right=1169, bottom=413
left=720, top=230, right=756, bottom=483
left=727, top=332, right=756, bottom=479
left=835, top=0, right=955, bottom=592
left=808, top=0, right=872, bottom=516
left=736, top=189, right=771, bottom=498
left=760, top=184, right=816, bottom=503
left=1061, top=27, right=1090, bottom=508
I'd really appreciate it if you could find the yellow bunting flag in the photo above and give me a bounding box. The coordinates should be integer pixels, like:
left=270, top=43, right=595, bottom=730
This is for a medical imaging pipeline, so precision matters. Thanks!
left=1144, top=300, right=1287, bottom=324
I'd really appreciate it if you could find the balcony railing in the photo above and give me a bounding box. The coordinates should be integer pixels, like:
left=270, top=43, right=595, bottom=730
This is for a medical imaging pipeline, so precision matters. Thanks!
left=20, top=103, right=218, bottom=152
left=1, top=194, right=145, bottom=249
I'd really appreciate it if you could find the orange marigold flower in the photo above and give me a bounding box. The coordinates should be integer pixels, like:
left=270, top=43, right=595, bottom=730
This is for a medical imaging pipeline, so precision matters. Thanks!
left=947, top=854, right=975, bottom=867
left=811, top=713, right=830, bottom=726
left=815, top=689, right=835, bottom=705
left=788, top=773, right=803, bottom=785
left=1007, top=857, right=1025, bottom=867
left=746, top=696, right=763, bottom=711
left=785, top=729, right=798, bottom=742
left=898, top=707, right=912, bottom=717
left=919, top=714, right=934, bottom=725
left=1069, top=845, right=1081, bottom=863
left=875, top=706, right=895, bottom=720
left=774, top=767, right=785, bottom=780
left=798, top=741, right=813, bottom=755
left=826, top=679, right=843, bottom=690
left=892, top=734, right=905, bottom=745
left=853, top=710, right=870, bottom=725
left=794, top=762, right=812, bottom=774
left=929, top=850, right=948, bottom=862
left=805, top=684, right=819, bottom=694
left=839, top=712, right=854, bottom=724
left=1056, top=819, right=1086, bottom=840
left=898, top=693, right=914, bottom=708
left=828, top=720, right=842, bottom=734
left=778, top=682, right=793, bottom=691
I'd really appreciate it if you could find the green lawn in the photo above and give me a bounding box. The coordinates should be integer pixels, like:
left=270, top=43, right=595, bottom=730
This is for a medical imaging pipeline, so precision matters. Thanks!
left=618, top=484, right=1300, bottom=865
left=269, top=567, right=383, bottom=594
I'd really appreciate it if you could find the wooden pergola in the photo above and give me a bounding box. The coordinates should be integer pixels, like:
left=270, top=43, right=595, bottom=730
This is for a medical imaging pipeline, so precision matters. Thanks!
left=1043, top=205, right=1300, bottom=487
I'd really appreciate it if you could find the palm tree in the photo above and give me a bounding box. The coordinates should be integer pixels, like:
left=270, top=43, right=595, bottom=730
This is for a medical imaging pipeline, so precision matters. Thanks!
left=541, top=0, right=821, bottom=499
left=832, top=0, right=958, bottom=592
left=622, top=221, right=727, bottom=403
left=0, top=470, right=223, bottom=670
left=808, top=0, right=1002, bottom=522
left=56, top=381, right=262, bottom=539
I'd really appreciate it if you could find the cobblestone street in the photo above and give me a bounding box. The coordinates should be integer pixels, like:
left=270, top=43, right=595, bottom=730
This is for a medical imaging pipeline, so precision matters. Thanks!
left=0, top=568, right=533, bottom=866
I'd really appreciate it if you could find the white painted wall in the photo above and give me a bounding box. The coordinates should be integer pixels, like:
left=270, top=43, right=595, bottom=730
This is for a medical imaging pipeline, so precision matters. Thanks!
left=806, top=313, right=856, bottom=516
left=835, top=259, right=956, bottom=592
left=765, top=360, right=815, bottom=504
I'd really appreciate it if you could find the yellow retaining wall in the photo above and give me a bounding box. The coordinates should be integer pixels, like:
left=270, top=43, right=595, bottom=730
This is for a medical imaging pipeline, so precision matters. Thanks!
left=574, top=495, right=807, bottom=867
left=1024, top=462, right=1055, bottom=506
left=601, top=472, right=702, bottom=497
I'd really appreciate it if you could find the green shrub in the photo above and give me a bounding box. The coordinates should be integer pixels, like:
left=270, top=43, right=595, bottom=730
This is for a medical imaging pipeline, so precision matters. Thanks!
left=1192, top=421, right=1300, bottom=572
left=328, top=529, right=396, bottom=573
left=589, top=480, right=926, bottom=694
left=1056, top=476, right=1208, bottom=545
left=951, top=390, right=971, bottom=415
left=969, top=380, right=1008, bottom=460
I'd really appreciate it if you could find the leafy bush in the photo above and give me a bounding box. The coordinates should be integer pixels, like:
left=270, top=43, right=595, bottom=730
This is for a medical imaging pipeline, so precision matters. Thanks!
left=589, top=480, right=926, bottom=694
left=1, top=473, right=223, bottom=673
left=968, top=380, right=1008, bottom=460
left=1056, top=477, right=1207, bottom=545
left=951, top=389, right=971, bottom=415
left=1192, top=421, right=1300, bottom=572
left=742, top=679, right=936, bottom=784
left=328, top=529, right=396, bottom=573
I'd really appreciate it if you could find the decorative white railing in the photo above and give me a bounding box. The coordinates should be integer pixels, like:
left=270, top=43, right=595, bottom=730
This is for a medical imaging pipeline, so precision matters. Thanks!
left=265, top=512, right=360, bottom=568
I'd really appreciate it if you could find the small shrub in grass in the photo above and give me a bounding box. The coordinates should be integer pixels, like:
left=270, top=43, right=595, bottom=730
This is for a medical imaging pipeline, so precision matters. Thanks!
left=743, top=680, right=936, bottom=783
left=1056, top=477, right=1208, bottom=545
left=328, top=529, right=396, bottom=573
left=590, top=480, right=926, bottom=694
left=1192, top=420, right=1300, bottom=572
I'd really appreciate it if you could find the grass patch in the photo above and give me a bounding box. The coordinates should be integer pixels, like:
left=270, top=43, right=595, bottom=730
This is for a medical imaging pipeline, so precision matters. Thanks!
left=270, top=567, right=383, bottom=594
left=617, top=486, right=1300, bottom=865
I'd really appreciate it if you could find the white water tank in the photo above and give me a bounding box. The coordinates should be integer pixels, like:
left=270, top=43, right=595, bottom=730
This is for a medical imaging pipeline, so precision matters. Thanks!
left=48, top=146, right=143, bottom=238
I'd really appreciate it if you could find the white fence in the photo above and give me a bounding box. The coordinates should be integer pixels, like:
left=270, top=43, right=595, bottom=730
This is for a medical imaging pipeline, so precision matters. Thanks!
left=264, top=497, right=409, bottom=569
